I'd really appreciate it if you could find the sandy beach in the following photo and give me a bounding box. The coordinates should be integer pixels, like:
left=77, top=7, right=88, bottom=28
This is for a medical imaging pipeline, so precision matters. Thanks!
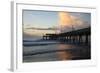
left=23, top=40, right=90, bottom=62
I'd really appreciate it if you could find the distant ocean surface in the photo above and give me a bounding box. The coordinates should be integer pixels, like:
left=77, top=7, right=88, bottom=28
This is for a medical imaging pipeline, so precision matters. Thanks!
left=23, top=34, right=91, bottom=62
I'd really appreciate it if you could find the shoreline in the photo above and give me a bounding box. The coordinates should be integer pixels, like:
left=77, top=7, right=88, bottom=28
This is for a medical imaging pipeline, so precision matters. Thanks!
left=23, top=39, right=90, bottom=47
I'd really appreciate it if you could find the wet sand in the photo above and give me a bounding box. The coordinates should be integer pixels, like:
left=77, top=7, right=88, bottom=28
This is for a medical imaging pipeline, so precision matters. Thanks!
left=23, top=43, right=90, bottom=62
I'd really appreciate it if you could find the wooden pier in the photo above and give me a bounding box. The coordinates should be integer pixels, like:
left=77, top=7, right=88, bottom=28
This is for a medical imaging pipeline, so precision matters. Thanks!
left=43, top=27, right=91, bottom=44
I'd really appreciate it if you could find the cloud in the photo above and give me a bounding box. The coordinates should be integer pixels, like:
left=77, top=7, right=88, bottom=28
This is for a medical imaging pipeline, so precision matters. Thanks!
left=59, top=12, right=72, bottom=27
left=25, top=27, right=58, bottom=30
left=58, top=12, right=90, bottom=32
left=24, top=27, right=56, bottom=36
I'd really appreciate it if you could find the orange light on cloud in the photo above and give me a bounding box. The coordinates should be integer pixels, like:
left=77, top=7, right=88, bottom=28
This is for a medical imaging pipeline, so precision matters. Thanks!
left=58, top=12, right=83, bottom=27
left=58, top=12, right=73, bottom=27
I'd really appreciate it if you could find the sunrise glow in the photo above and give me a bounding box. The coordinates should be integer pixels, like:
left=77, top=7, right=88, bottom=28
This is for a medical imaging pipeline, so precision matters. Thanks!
left=58, top=12, right=73, bottom=27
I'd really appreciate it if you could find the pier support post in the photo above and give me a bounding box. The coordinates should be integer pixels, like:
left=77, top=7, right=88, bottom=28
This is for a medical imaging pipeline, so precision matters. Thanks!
left=85, top=35, right=88, bottom=44
left=79, top=35, right=82, bottom=43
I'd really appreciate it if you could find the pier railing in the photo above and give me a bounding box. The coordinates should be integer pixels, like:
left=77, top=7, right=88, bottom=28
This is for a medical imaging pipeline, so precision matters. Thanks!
left=43, top=27, right=91, bottom=44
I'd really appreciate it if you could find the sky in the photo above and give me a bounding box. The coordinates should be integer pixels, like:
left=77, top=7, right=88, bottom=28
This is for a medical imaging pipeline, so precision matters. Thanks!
left=23, top=10, right=58, bottom=28
left=23, top=10, right=91, bottom=36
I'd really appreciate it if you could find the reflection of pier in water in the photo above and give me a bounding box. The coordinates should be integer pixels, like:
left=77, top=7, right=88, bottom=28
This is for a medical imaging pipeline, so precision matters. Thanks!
left=43, top=27, right=91, bottom=44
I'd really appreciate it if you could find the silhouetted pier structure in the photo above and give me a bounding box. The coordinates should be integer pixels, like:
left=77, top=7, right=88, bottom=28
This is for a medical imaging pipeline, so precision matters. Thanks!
left=43, top=27, right=91, bottom=44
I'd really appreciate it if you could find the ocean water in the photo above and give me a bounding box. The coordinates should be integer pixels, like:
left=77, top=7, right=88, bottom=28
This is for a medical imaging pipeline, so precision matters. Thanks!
left=23, top=39, right=90, bottom=62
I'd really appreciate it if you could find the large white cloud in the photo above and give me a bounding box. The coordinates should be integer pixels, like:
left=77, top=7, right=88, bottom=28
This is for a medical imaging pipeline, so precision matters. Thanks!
left=58, top=12, right=90, bottom=32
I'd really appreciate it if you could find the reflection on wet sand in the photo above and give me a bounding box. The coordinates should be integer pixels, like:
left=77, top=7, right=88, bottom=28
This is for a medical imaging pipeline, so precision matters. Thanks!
left=57, top=44, right=72, bottom=60
left=57, top=51, right=72, bottom=60
left=23, top=43, right=90, bottom=62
